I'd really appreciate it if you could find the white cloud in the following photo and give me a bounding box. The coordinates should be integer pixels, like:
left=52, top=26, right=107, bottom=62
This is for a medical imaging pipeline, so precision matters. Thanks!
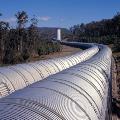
left=38, top=16, right=51, bottom=21
left=1, top=17, right=16, bottom=23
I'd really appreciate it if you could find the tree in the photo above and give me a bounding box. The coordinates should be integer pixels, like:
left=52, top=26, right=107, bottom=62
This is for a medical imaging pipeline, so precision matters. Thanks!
left=15, top=11, right=28, bottom=29
left=0, top=11, right=62, bottom=64
left=70, top=12, right=120, bottom=45
left=15, top=11, right=28, bottom=53
left=0, top=12, right=10, bottom=63
left=31, top=15, right=38, bottom=27
left=28, top=15, right=39, bottom=55
left=0, top=21, right=9, bottom=30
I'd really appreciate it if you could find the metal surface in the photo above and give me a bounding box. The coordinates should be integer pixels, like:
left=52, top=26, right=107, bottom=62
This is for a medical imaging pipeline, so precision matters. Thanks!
left=0, top=42, right=112, bottom=120
left=0, top=46, right=98, bottom=98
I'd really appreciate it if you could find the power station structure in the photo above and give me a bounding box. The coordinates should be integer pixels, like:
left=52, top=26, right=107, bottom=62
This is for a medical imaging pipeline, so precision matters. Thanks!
left=57, top=28, right=61, bottom=41
left=0, top=29, right=112, bottom=120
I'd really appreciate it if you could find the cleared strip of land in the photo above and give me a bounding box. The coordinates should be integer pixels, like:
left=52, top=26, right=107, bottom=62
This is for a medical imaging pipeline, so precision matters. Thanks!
left=30, top=45, right=81, bottom=61
left=112, top=52, right=120, bottom=120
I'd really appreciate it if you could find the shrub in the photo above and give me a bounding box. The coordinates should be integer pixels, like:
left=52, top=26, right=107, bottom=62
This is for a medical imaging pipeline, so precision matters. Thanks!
left=22, top=49, right=30, bottom=61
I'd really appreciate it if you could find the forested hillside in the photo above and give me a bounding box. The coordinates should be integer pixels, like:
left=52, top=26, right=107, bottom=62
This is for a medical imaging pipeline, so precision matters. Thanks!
left=37, top=27, right=71, bottom=40
left=69, top=12, right=120, bottom=52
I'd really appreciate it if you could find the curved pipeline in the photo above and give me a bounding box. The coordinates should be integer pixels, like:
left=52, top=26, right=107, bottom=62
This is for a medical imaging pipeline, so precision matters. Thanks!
left=0, top=44, right=99, bottom=98
left=0, top=42, right=112, bottom=120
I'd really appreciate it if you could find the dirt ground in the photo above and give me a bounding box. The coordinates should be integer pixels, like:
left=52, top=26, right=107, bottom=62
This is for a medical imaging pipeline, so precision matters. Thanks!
left=30, top=45, right=81, bottom=61
left=112, top=52, right=120, bottom=120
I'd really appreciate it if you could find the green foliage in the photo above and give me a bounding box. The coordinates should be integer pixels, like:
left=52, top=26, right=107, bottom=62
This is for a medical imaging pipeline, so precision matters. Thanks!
left=113, top=38, right=120, bottom=52
left=70, top=12, right=120, bottom=46
left=22, top=49, right=30, bottom=61
left=15, top=11, right=28, bottom=29
left=31, top=15, right=38, bottom=27
left=0, top=11, right=62, bottom=65
left=37, top=42, right=61, bottom=56
left=37, top=46, right=46, bottom=56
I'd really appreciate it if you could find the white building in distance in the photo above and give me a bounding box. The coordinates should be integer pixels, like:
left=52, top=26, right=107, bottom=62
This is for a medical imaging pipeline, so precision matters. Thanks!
left=57, top=28, right=61, bottom=41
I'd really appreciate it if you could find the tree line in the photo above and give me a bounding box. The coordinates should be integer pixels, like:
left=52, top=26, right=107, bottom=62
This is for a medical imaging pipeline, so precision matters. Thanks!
left=0, top=11, right=61, bottom=65
left=69, top=12, right=120, bottom=52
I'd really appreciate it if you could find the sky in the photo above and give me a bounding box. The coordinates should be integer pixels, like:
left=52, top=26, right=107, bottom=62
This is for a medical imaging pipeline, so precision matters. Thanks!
left=0, top=0, right=120, bottom=28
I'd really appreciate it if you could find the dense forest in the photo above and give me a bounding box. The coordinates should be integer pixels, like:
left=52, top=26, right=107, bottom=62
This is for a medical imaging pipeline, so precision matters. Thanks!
left=69, top=12, right=120, bottom=52
left=0, top=11, right=62, bottom=64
